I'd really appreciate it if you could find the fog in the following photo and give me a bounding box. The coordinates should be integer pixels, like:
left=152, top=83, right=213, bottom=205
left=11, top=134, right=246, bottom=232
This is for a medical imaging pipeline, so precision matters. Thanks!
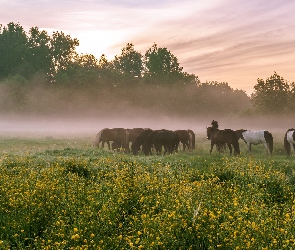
left=1, top=112, right=294, bottom=140
left=0, top=79, right=294, bottom=139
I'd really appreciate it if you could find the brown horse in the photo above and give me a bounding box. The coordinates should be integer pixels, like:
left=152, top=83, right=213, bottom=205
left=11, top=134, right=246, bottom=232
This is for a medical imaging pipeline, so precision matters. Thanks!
left=93, top=128, right=129, bottom=152
left=207, top=127, right=240, bottom=155
left=206, top=120, right=226, bottom=152
left=175, top=130, right=190, bottom=151
left=131, top=129, right=154, bottom=155
left=142, top=130, right=179, bottom=155
left=127, top=128, right=146, bottom=151
left=188, top=129, right=196, bottom=150
left=175, top=129, right=195, bottom=151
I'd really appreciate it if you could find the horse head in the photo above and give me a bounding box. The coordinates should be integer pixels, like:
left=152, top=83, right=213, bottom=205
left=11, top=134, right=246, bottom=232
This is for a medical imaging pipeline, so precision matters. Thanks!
left=206, top=127, right=215, bottom=140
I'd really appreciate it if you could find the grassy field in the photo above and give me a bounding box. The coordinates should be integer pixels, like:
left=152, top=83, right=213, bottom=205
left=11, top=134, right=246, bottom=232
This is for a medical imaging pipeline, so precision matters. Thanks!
left=0, top=133, right=295, bottom=249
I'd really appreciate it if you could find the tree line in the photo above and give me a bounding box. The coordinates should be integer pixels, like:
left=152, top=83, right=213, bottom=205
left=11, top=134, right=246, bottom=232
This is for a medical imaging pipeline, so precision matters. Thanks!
left=0, top=22, right=294, bottom=116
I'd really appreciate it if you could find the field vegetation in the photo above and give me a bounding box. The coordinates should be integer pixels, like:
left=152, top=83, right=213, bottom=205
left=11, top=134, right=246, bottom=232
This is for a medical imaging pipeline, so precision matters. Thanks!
left=0, top=133, right=295, bottom=249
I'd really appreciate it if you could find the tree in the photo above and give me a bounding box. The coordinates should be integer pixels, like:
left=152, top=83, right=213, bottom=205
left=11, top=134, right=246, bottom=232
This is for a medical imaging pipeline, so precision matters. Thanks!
left=112, top=43, right=143, bottom=79
left=50, top=31, right=79, bottom=77
left=251, top=72, right=291, bottom=113
left=0, top=22, right=28, bottom=78
left=27, top=27, right=52, bottom=76
left=144, top=43, right=186, bottom=84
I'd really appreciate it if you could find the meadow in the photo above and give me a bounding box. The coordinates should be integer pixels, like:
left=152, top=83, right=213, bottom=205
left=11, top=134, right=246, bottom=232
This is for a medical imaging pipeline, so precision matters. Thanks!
left=0, top=133, right=295, bottom=249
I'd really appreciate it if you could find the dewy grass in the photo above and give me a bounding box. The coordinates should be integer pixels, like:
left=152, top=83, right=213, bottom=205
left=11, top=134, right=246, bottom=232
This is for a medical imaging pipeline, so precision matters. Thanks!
left=0, top=137, right=295, bottom=249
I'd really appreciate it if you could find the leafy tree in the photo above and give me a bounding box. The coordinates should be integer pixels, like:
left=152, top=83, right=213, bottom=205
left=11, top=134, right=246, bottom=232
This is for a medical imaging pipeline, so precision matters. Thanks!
left=50, top=31, right=79, bottom=77
left=112, top=43, right=143, bottom=79
left=193, top=81, right=251, bottom=114
left=0, top=22, right=28, bottom=78
left=144, top=43, right=186, bottom=84
left=27, top=27, right=52, bottom=76
left=56, top=53, right=99, bottom=84
left=251, top=72, right=291, bottom=113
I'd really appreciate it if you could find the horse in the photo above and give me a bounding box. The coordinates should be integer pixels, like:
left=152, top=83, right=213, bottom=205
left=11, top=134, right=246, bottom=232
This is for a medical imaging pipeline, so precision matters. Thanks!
left=206, top=120, right=226, bottom=152
left=93, top=128, right=129, bottom=152
left=175, top=130, right=190, bottom=151
left=188, top=129, right=196, bottom=150
left=206, top=127, right=240, bottom=155
left=175, top=129, right=195, bottom=151
left=235, top=129, right=273, bottom=156
left=142, top=130, right=179, bottom=155
left=131, top=129, right=153, bottom=155
left=127, top=128, right=146, bottom=151
left=284, top=128, right=295, bottom=156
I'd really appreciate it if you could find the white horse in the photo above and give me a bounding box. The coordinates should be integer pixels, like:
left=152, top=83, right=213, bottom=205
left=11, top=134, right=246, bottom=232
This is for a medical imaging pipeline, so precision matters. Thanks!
left=236, top=130, right=273, bottom=156
left=284, top=128, right=295, bottom=156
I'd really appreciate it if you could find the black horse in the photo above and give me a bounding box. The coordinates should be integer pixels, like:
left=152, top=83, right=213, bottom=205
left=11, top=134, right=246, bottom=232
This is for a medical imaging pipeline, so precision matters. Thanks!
left=207, top=127, right=240, bottom=156
left=131, top=129, right=153, bottom=155
left=142, top=130, right=179, bottom=155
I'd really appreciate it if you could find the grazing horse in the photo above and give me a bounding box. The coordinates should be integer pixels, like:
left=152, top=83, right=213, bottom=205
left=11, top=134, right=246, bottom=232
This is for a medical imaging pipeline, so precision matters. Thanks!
left=93, top=128, right=129, bottom=152
left=235, top=129, right=273, bottom=156
left=188, top=129, right=196, bottom=150
left=207, top=127, right=240, bottom=156
left=127, top=128, right=146, bottom=151
left=142, top=130, right=179, bottom=155
left=175, top=130, right=190, bottom=151
left=175, top=129, right=195, bottom=151
left=131, top=129, right=154, bottom=155
left=284, top=128, right=295, bottom=156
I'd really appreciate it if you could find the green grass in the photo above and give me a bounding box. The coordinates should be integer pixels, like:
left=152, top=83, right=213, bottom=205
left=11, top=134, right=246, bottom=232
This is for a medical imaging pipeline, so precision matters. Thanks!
left=0, top=135, right=295, bottom=249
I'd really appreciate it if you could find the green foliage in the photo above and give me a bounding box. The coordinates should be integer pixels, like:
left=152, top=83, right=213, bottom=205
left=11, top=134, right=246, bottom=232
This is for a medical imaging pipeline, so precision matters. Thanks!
left=251, top=72, right=294, bottom=114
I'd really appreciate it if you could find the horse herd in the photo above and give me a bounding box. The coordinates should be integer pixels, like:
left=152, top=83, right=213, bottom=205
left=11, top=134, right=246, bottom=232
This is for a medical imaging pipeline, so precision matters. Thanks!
left=93, top=121, right=295, bottom=156
left=93, top=128, right=195, bottom=155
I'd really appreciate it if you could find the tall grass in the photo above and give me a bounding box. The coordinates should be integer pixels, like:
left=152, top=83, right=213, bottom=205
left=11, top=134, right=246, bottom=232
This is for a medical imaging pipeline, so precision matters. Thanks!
left=0, top=135, right=294, bottom=249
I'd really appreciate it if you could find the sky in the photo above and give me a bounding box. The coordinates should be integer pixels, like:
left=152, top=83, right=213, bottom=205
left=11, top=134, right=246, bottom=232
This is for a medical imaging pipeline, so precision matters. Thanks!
left=1, top=0, right=295, bottom=94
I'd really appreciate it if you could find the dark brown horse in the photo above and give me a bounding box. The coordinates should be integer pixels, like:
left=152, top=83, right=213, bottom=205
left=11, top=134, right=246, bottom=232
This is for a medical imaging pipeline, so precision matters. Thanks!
left=131, top=129, right=154, bottom=155
left=188, top=129, right=195, bottom=150
left=93, top=128, right=129, bottom=152
left=175, top=129, right=196, bottom=151
left=127, top=128, right=146, bottom=151
left=207, top=127, right=240, bottom=155
left=142, top=130, right=179, bottom=155
left=207, top=120, right=226, bottom=152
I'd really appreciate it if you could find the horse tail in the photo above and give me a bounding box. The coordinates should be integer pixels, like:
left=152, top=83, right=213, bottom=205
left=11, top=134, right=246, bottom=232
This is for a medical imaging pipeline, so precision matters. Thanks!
left=266, top=131, right=273, bottom=155
left=93, top=129, right=104, bottom=147
left=284, top=131, right=291, bottom=156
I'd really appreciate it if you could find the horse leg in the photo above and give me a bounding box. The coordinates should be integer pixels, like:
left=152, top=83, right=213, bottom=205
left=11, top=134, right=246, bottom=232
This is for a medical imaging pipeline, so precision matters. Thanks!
left=210, top=142, right=214, bottom=154
left=227, top=143, right=232, bottom=155
left=248, top=143, right=252, bottom=155
left=264, top=142, right=269, bottom=156
left=292, top=143, right=295, bottom=155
